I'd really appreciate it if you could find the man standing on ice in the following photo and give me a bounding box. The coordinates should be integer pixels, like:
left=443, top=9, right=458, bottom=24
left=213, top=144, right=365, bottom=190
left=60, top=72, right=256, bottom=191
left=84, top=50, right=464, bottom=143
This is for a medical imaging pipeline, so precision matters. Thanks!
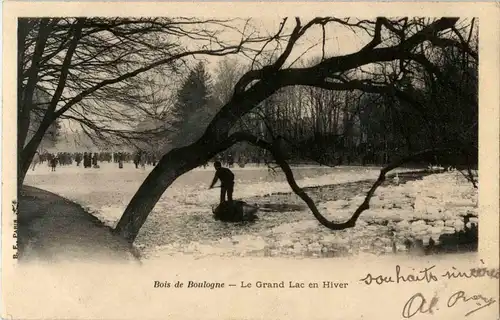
left=209, top=161, right=235, bottom=204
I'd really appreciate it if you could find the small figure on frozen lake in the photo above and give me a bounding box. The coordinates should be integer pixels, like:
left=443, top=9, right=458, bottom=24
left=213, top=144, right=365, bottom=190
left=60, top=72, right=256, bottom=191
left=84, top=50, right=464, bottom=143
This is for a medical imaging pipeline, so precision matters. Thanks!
left=140, top=151, right=146, bottom=169
left=209, top=161, right=257, bottom=222
left=50, top=156, right=58, bottom=172
left=209, top=161, right=235, bottom=204
left=133, top=151, right=140, bottom=169
left=393, top=173, right=400, bottom=185
left=118, top=152, right=124, bottom=169
left=75, top=153, right=82, bottom=167
left=31, top=151, right=40, bottom=171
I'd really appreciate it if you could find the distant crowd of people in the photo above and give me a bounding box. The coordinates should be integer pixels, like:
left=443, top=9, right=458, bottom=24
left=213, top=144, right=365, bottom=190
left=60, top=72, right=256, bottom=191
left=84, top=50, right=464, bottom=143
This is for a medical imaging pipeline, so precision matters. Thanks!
left=30, top=149, right=276, bottom=172
left=211, top=151, right=272, bottom=168
left=30, top=150, right=159, bottom=171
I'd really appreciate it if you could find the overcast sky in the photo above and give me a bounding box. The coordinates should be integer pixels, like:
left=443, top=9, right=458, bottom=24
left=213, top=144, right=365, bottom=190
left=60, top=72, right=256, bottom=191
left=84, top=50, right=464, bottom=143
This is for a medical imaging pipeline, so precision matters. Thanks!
left=54, top=17, right=383, bottom=151
left=197, top=17, right=372, bottom=70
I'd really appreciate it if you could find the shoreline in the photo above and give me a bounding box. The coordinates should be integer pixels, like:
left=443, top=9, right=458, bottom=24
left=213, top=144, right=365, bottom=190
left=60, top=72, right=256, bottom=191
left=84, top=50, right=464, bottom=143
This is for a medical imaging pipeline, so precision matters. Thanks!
left=18, top=185, right=141, bottom=263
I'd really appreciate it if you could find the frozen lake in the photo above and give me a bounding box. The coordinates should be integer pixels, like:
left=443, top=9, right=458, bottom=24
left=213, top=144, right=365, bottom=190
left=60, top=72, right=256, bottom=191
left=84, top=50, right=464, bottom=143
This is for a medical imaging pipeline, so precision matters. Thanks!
left=25, top=162, right=395, bottom=217
left=24, top=162, right=478, bottom=259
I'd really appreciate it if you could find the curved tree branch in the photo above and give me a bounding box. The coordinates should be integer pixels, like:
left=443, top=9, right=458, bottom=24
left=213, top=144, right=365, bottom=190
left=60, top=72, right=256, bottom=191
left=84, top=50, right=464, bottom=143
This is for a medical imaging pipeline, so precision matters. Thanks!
left=430, top=31, right=478, bottom=60
left=360, top=17, right=384, bottom=52
left=250, top=17, right=289, bottom=70
left=224, top=18, right=464, bottom=146
left=221, top=132, right=462, bottom=230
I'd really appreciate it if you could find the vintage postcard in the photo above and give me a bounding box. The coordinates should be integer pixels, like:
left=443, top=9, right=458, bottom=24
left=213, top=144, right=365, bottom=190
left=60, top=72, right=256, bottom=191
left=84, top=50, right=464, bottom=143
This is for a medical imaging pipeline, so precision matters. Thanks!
left=1, top=2, right=499, bottom=319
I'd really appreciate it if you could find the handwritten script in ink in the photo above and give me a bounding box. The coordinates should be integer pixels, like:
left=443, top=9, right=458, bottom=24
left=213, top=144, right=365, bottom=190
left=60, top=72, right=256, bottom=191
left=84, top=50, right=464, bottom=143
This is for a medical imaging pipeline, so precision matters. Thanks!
left=359, top=262, right=499, bottom=286
left=359, top=261, right=499, bottom=318
left=401, top=290, right=497, bottom=318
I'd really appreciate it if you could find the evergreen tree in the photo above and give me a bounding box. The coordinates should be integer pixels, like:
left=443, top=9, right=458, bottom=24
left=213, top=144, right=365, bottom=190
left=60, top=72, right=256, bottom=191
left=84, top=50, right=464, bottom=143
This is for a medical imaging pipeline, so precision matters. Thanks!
left=169, top=62, right=215, bottom=147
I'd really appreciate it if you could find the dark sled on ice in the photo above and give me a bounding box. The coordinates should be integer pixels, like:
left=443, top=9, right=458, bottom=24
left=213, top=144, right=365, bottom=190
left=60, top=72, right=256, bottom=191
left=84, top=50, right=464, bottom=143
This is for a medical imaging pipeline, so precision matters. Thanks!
left=212, top=200, right=259, bottom=222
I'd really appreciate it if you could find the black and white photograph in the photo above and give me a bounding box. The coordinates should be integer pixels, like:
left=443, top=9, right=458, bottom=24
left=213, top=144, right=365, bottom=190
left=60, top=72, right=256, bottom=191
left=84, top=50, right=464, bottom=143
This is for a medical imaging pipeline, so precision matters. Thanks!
left=2, top=2, right=499, bottom=320
left=16, top=15, right=480, bottom=261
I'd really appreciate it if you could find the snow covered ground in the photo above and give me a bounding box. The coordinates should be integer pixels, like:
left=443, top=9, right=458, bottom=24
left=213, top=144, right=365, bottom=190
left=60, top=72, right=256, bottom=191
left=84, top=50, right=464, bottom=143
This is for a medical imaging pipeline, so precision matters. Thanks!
left=143, top=172, right=477, bottom=259
left=24, top=162, right=477, bottom=259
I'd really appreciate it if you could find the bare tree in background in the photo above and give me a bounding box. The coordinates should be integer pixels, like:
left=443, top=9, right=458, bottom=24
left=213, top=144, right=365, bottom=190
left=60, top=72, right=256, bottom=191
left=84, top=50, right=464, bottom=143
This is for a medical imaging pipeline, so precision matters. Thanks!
left=132, top=78, right=178, bottom=155
left=18, top=17, right=280, bottom=185
left=114, top=17, right=478, bottom=243
left=212, top=58, right=247, bottom=106
left=27, top=88, right=62, bottom=151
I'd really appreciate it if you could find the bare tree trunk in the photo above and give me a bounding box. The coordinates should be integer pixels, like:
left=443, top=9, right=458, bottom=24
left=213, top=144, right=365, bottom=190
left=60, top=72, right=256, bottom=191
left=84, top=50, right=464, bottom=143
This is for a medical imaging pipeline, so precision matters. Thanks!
left=18, top=119, right=53, bottom=186
left=18, top=20, right=53, bottom=190
left=18, top=19, right=52, bottom=152
left=114, top=142, right=209, bottom=242
left=17, top=20, right=30, bottom=152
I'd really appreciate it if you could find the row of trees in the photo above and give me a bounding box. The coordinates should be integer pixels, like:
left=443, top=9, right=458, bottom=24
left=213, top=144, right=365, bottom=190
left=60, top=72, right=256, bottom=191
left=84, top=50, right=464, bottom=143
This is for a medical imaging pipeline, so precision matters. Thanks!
left=151, top=40, right=476, bottom=168
left=19, top=17, right=478, bottom=243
